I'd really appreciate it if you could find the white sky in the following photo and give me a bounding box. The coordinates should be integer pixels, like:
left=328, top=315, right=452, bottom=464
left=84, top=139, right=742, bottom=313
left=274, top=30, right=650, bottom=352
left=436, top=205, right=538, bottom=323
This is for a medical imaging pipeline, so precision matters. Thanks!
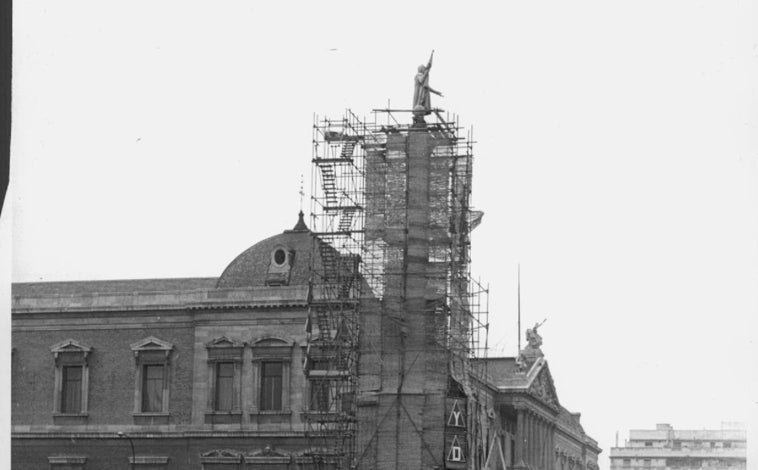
left=5, top=1, right=758, bottom=468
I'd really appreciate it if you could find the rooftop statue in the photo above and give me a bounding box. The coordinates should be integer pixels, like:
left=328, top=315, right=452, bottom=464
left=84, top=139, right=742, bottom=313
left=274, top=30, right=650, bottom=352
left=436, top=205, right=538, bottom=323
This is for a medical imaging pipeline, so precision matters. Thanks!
left=517, top=320, right=546, bottom=371
left=525, top=321, right=544, bottom=350
left=412, top=50, right=443, bottom=123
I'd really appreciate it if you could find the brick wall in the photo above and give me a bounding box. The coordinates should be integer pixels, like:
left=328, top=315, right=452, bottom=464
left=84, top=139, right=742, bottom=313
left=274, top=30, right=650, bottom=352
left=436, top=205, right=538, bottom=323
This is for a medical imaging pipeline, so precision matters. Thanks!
left=13, top=314, right=195, bottom=426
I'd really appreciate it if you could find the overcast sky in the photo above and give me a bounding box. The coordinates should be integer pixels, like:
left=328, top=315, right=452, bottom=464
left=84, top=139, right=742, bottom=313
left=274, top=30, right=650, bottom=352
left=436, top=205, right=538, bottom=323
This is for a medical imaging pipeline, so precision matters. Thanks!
left=5, top=1, right=757, bottom=468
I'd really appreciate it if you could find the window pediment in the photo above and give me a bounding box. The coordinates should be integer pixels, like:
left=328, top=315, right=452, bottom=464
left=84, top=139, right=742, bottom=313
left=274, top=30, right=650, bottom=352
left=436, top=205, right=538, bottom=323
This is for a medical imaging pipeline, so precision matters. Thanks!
left=248, top=446, right=289, bottom=458
left=206, top=336, right=245, bottom=349
left=130, top=337, right=174, bottom=362
left=130, top=336, right=174, bottom=353
left=200, top=449, right=242, bottom=464
left=251, top=336, right=294, bottom=360
left=246, top=446, right=291, bottom=464
left=251, top=336, right=293, bottom=347
left=206, top=336, right=245, bottom=364
left=50, top=339, right=92, bottom=362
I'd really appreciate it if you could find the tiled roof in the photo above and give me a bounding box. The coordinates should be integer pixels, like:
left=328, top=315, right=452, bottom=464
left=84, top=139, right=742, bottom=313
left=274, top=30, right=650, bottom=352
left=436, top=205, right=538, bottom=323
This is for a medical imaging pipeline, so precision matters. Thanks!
left=216, top=230, right=315, bottom=288
left=216, top=212, right=318, bottom=289
left=480, top=357, right=524, bottom=387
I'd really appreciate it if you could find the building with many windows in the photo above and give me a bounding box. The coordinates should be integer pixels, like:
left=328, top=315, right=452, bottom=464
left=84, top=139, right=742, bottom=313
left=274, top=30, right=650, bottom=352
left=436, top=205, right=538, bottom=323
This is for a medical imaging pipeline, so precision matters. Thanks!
left=12, top=108, right=601, bottom=470
left=12, top=215, right=322, bottom=468
left=610, top=423, right=746, bottom=470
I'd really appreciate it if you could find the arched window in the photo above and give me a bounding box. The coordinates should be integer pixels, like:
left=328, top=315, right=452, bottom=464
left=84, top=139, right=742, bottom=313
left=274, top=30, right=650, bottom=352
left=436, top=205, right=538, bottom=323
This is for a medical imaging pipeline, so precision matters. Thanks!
left=250, top=337, right=294, bottom=414
left=205, top=336, right=244, bottom=424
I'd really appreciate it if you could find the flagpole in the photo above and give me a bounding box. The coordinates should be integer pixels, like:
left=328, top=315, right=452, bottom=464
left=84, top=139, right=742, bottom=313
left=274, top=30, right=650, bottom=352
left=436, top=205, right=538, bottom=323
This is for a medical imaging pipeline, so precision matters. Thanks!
left=517, top=264, right=521, bottom=353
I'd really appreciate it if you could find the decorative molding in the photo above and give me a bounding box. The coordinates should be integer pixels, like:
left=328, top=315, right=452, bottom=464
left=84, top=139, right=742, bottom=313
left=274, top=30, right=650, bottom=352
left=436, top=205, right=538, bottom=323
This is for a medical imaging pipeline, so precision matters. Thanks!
left=130, top=455, right=170, bottom=464
left=206, top=337, right=244, bottom=414
left=131, top=336, right=173, bottom=416
left=50, top=339, right=92, bottom=362
left=200, top=448, right=242, bottom=465
left=50, top=340, right=91, bottom=416
left=13, top=429, right=307, bottom=438
left=205, top=336, right=245, bottom=349
left=251, top=335, right=295, bottom=347
left=245, top=445, right=291, bottom=464
left=527, top=365, right=560, bottom=409
left=48, top=455, right=87, bottom=464
left=130, top=336, right=174, bottom=357
left=266, top=246, right=295, bottom=286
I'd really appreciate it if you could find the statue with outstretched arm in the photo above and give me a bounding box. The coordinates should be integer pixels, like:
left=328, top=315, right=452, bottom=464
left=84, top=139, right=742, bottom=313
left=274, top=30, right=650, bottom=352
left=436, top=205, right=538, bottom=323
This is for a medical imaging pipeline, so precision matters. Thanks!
left=413, top=50, right=443, bottom=114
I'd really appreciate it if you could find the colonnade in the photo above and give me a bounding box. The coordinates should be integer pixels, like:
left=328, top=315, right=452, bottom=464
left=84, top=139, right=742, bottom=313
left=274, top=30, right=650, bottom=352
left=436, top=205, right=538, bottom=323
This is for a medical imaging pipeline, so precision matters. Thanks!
left=515, top=407, right=555, bottom=470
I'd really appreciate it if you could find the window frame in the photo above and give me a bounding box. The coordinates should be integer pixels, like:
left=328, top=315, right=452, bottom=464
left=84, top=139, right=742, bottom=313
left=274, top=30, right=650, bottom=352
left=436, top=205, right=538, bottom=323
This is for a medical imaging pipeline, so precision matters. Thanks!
left=260, top=361, right=284, bottom=411
left=61, top=365, right=84, bottom=414
left=140, top=363, right=166, bottom=413
left=265, top=245, right=294, bottom=286
left=205, top=336, right=244, bottom=418
left=214, top=361, right=236, bottom=411
left=130, top=336, right=173, bottom=417
left=309, top=378, right=332, bottom=412
left=250, top=336, right=294, bottom=415
left=50, top=339, right=92, bottom=418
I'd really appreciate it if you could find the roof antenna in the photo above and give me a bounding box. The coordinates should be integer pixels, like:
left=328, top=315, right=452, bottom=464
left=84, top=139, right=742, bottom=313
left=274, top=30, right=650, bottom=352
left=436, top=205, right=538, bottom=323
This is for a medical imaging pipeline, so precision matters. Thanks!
left=517, top=263, right=521, bottom=353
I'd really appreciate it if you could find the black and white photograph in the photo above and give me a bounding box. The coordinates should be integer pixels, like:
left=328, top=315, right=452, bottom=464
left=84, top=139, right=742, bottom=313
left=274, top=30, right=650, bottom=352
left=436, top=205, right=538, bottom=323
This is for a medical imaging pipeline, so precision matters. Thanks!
left=3, top=2, right=756, bottom=469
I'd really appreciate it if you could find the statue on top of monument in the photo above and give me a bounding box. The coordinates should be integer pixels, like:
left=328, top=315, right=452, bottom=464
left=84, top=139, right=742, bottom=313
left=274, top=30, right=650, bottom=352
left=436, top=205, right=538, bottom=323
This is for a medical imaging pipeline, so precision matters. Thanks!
left=413, top=50, right=444, bottom=116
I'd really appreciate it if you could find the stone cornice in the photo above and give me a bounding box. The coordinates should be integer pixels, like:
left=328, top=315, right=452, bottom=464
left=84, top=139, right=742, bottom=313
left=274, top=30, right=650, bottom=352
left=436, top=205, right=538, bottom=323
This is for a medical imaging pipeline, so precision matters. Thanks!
left=12, top=285, right=309, bottom=314
left=500, top=392, right=559, bottom=421
left=12, top=429, right=307, bottom=439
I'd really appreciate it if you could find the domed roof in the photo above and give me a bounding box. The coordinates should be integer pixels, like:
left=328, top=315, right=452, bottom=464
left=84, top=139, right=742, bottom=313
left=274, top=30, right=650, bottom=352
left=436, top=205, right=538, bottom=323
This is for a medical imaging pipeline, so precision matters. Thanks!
left=216, top=212, right=314, bottom=288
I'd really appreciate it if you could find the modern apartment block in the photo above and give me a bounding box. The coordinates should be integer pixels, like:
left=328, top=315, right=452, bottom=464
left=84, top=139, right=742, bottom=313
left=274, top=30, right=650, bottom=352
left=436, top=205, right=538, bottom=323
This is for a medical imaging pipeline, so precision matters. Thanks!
left=610, top=423, right=746, bottom=470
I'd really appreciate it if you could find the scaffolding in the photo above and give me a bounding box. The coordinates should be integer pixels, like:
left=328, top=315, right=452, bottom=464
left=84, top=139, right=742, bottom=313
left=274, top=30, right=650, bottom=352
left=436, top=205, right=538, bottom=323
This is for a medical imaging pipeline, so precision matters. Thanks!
left=304, top=111, right=377, bottom=470
left=304, top=109, right=489, bottom=469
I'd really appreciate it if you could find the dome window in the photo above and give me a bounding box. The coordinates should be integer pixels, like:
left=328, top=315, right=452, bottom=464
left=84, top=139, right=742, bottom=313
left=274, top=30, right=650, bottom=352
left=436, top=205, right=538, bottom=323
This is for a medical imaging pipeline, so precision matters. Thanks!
left=273, top=249, right=287, bottom=266
left=266, top=247, right=294, bottom=286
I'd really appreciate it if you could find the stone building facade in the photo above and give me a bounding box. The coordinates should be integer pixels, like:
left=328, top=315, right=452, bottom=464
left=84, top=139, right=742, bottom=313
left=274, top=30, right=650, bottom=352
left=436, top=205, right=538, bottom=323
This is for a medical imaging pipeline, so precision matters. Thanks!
left=12, top=214, right=601, bottom=470
left=12, top=216, right=324, bottom=469
left=610, top=423, right=746, bottom=470
left=12, top=110, right=600, bottom=470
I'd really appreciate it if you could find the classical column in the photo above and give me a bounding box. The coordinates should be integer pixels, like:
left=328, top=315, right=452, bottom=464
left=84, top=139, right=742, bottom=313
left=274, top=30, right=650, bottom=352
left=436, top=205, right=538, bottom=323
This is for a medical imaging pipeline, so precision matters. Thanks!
left=540, top=416, right=546, bottom=470
left=532, top=414, right=537, bottom=469
left=549, top=423, right=555, bottom=470
left=525, top=412, right=531, bottom=466
left=537, top=416, right=547, bottom=470
left=544, top=422, right=549, bottom=470
left=527, top=413, right=533, bottom=466
left=516, top=408, right=525, bottom=465
left=543, top=420, right=548, bottom=470
left=547, top=422, right=552, bottom=470
left=530, top=413, right=536, bottom=467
